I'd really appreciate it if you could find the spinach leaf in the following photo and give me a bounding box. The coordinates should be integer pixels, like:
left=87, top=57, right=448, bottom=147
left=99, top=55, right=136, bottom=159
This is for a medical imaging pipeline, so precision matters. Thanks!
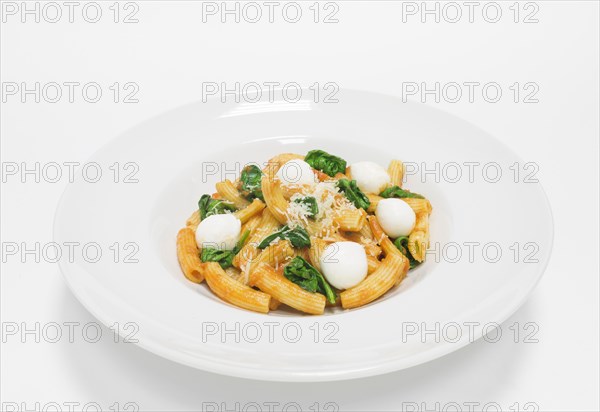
left=201, top=248, right=234, bottom=269
left=200, top=230, right=250, bottom=269
left=257, top=225, right=311, bottom=249
left=380, top=185, right=424, bottom=199
left=198, top=194, right=237, bottom=220
left=239, top=165, right=264, bottom=201
left=233, top=229, right=251, bottom=254
left=304, top=149, right=347, bottom=177
left=293, top=196, right=318, bottom=218
left=393, top=236, right=421, bottom=269
left=336, top=179, right=371, bottom=210
left=284, top=256, right=337, bottom=304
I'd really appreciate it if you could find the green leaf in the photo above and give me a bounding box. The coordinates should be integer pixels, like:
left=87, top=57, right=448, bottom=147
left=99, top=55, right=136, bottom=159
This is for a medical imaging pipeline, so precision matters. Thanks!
left=233, top=229, right=250, bottom=254
left=393, top=236, right=422, bottom=269
left=293, top=196, right=318, bottom=218
left=393, top=236, right=409, bottom=255
left=336, top=179, right=371, bottom=210
left=284, top=256, right=337, bottom=304
left=239, top=165, right=264, bottom=201
left=201, top=248, right=234, bottom=269
left=285, top=260, right=318, bottom=293
left=257, top=225, right=311, bottom=249
left=380, top=185, right=424, bottom=199
left=304, top=149, right=347, bottom=177
left=198, top=194, right=237, bottom=220
left=200, top=229, right=250, bottom=270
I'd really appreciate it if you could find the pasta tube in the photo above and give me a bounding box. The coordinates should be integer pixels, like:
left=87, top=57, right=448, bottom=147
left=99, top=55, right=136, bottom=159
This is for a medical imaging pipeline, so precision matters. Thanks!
left=366, top=194, right=382, bottom=213
left=367, top=215, right=403, bottom=258
left=216, top=180, right=250, bottom=209
left=367, top=255, right=380, bottom=274
left=176, top=228, right=204, bottom=283
left=408, top=212, right=430, bottom=262
left=261, top=174, right=290, bottom=225
left=241, top=212, right=263, bottom=236
left=388, top=160, right=405, bottom=187
left=308, top=236, right=328, bottom=271
left=340, top=254, right=407, bottom=309
left=186, top=210, right=201, bottom=230
left=234, top=198, right=266, bottom=223
left=335, top=208, right=367, bottom=232
left=233, top=209, right=280, bottom=269
left=203, top=262, right=271, bottom=313
left=402, top=198, right=432, bottom=215
left=263, top=153, right=304, bottom=175
left=251, top=240, right=294, bottom=272
left=250, top=263, right=326, bottom=315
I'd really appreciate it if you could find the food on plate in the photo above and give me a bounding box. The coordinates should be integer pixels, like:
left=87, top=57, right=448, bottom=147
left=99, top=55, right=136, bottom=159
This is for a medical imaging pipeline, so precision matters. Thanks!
left=177, top=150, right=432, bottom=314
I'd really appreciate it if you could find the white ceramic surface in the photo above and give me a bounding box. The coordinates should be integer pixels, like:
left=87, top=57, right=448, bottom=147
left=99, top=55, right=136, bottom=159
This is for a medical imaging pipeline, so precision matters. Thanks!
left=54, top=89, right=553, bottom=381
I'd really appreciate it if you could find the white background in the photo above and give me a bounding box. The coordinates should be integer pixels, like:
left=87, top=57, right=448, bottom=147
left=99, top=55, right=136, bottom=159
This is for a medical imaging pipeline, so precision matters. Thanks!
left=1, top=1, right=599, bottom=411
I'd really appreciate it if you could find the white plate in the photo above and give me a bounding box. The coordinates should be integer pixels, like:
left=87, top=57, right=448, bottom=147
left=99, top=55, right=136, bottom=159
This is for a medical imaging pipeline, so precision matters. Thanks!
left=54, top=89, right=553, bottom=382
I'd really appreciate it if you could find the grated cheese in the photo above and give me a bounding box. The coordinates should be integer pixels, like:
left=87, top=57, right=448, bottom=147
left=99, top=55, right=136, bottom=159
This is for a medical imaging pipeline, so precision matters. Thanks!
left=267, top=236, right=283, bottom=248
left=285, top=180, right=356, bottom=236
left=286, top=194, right=312, bottom=229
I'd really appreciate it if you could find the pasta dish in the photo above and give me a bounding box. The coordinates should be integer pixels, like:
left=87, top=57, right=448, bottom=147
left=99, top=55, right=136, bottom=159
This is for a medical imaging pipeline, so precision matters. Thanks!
left=177, top=150, right=432, bottom=315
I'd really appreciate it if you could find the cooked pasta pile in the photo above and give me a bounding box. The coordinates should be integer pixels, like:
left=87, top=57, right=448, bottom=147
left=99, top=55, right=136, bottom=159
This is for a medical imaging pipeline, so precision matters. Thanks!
left=177, top=150, right=432, bottom=314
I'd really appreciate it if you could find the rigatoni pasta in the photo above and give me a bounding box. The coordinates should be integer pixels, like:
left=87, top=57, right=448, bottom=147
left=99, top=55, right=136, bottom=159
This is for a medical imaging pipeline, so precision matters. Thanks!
left=340, top=254, right=408, bottom=309
left=388, top=160, right=405, bottom=187
left=216, top=180, right=250, bottom=209
left=233, top=208, right=280, bottom=270
left=177, top=149, right=432, bottom=314
left=176, top=228, right=204, bottom=283
left=261, top=173, right=290, bottom=225
left=185, top=210, right=201, bottom=230
left=335, top=208, right=367, bottom=232
left=234, top=198, right=266, bottom=223
left=250, top=263, right=326, bottom=315
left=203, top=262, right=271, bottom=313
left=402, top=198, right=433, bottom=215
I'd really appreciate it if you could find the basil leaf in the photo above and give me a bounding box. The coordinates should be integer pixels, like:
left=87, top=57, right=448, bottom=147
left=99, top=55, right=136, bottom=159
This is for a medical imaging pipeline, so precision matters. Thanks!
left=380, top=185, right=424, bottom=199
left=336, top=179, right=371, bottom=210
left=198, top=194, right=237, bottom=220
left=293, top=196, right=318, bottom=218
left=239, top=165, right=264, bottom=201
left=393, top=236, right=422, bottom=269
left=304, top=149, right=347, bottom=177
left=284, top=256, right=337, bottom=304
left=200, top=230, right=250, bottom=270
left=257, top=225, right=311, bottom=249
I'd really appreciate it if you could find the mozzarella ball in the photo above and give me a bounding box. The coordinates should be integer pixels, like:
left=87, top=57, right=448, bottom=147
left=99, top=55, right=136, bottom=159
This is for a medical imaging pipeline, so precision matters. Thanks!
left=320, top=242, right=368, bottom=290
left=276, top=159, right=317, bottom=186
left=195, top=214, right=241, bottom=250
left=375, top=198, right=416, bottom=238
left=350, top=161, right=391, bottom=194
